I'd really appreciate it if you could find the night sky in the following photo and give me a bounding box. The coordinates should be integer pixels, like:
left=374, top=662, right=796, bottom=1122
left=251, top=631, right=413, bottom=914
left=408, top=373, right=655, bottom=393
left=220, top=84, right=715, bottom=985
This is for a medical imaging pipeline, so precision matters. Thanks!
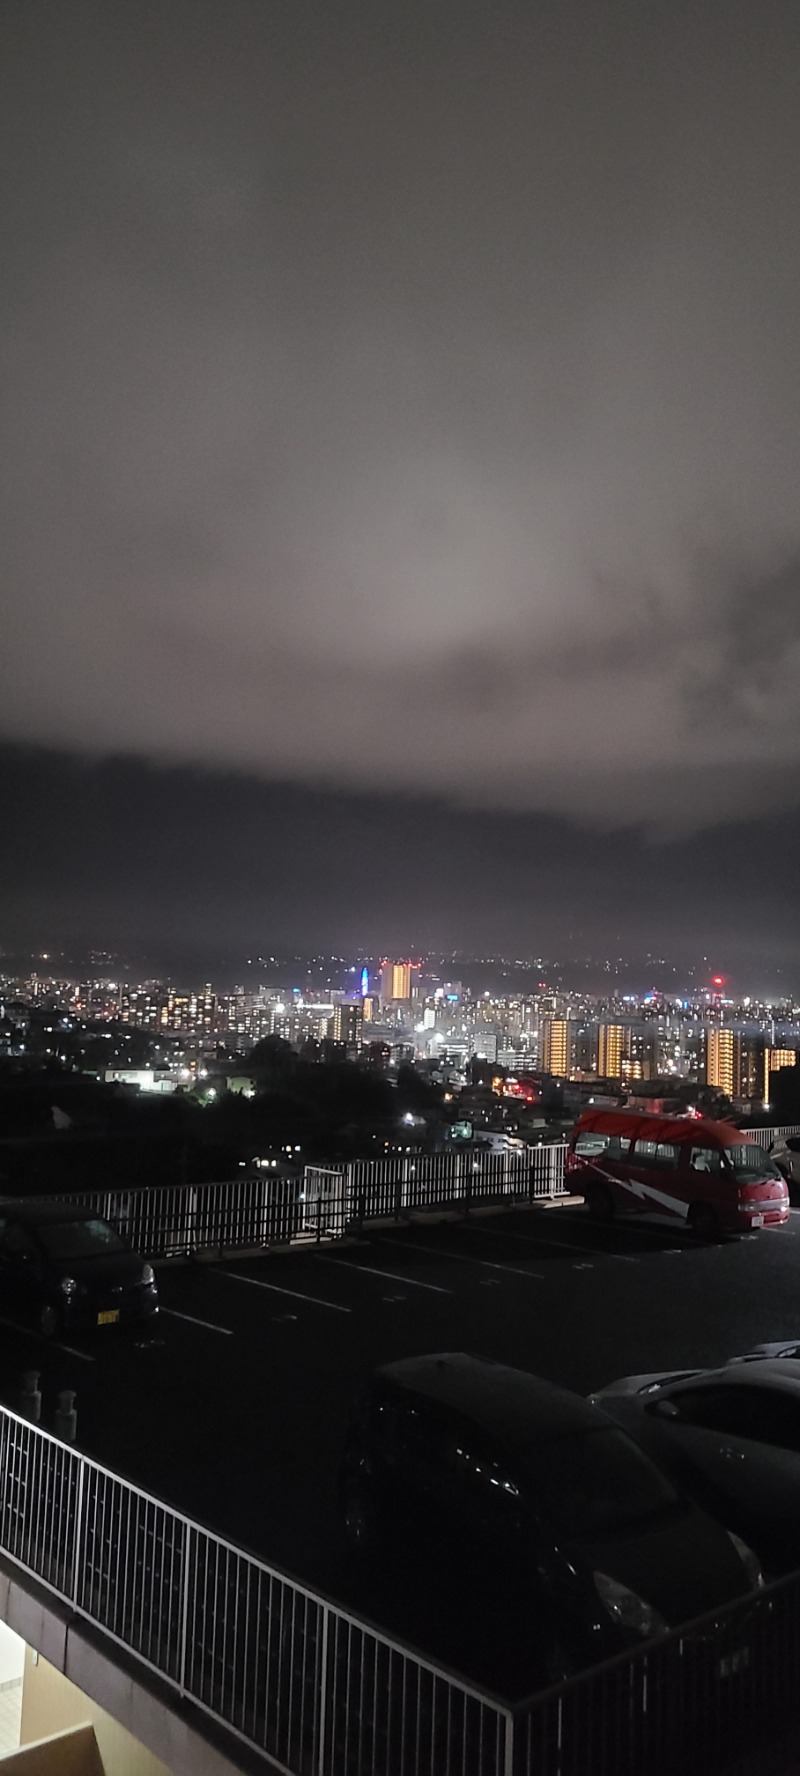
left=2, top=2, right=800, bottom=980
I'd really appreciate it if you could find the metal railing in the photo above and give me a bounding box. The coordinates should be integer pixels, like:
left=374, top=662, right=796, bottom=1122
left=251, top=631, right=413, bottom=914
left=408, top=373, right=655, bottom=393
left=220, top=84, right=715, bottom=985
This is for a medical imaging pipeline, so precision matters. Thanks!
left=52, top=1144, right=569, bottom=1260
left=3, top=1398, right=800, bottom=1776
left=509, top=1572, right=800, bottom=1776
left=44, top=1122, right=800, bottom=1264
left=0, top=1402, right=513, bottom=1776
left=303, top=1145, right=567, bottom=1240
left=747, top=1123, right=800, bottom=1148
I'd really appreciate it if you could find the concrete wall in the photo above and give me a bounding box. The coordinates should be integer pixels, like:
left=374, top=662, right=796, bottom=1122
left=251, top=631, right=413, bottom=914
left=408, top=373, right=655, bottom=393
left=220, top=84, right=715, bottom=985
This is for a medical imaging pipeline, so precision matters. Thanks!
left=19, top=1653, right=169, bottom=1776
left=0, top=1627, right=25, bottom=1691
left=0, top=1723, right=102, bottom=1775
left=0, top=1573, right=245, bottom=1776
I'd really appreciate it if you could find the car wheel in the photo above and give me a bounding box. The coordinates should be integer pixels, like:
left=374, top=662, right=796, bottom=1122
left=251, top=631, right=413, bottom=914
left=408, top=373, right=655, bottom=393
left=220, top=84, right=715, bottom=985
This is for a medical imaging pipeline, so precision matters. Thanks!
left=689, top=1202, right=723, bottom=1243
left=344, top=1484, right=378, bottom=1553
left=38, top=1302, right=60, bottom=1339
left=583, top=1178, right=615, bottom=1222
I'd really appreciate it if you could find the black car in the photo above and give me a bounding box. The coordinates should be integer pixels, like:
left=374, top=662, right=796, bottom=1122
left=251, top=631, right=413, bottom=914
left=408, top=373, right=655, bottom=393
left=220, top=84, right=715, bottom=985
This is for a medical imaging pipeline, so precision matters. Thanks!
left=0, top=1199, right=159, bottom=1337
left=339, top=1353, right=761, bottom=1680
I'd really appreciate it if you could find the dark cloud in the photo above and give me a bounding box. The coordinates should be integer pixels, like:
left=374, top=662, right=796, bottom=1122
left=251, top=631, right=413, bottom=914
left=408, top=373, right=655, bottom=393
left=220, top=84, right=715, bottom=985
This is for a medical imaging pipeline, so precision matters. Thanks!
left=2, top=0, right=800, bottom=841
left=1, top=743, right=799, bottom=990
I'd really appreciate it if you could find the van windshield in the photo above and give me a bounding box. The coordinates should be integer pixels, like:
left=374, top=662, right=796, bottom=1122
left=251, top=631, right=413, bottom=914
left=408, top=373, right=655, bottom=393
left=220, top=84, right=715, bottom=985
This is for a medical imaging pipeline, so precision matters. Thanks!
left=525, top=1426, right=679, bottom=1539
left=724, top=1146, right=782, bottom=1184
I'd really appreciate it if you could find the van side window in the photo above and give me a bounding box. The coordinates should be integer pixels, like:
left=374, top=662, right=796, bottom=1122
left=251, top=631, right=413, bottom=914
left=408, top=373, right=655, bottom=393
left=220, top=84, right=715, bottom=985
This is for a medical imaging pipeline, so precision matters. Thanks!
left=689, top=1147, right=721, bottom=1173
left=574, top=1131, right=609, bottom=1157
left=655, top=1143, right=678, bottom=1169
left=574, top=1131, right=631, bottom=1159
left=633, top=1140, right=658, bottom=1164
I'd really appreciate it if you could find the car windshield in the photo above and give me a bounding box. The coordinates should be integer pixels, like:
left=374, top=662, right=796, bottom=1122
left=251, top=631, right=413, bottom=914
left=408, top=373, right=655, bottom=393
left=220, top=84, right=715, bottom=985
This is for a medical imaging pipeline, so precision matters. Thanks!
left=724, top=1145, right=782, bottom=1183
left=36, top=1219, right=126, bottom=1261
left=525, top=1426, right=679, bottom=1539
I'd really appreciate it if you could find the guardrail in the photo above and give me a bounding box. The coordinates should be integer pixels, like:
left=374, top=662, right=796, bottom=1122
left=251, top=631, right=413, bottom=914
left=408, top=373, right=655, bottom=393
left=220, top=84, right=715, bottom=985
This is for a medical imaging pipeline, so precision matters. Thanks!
left=302, top=1144, right=567, bottom=1240
left=748, top=1123, right=800, bottom=1148
left=2, top=1399, right=800, bottom=1776
left=0, top=1401, right=512, bottom=1776
left=49, top=1123, right=800, bottom=1264
left=56, top=1144, right=570, bottom=1260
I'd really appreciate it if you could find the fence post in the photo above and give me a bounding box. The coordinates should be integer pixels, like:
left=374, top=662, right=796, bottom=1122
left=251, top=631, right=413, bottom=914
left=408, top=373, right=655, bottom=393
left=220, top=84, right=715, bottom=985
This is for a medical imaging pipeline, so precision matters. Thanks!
left=71, top=1458, right=85, bottom=1609
left=316, top=1600, right=331, bottom=1775
left=19, top=1373, right=41, bottom=1424
left=179, top=1522, right=194, bottom=1696
left=503, top=1708, right=515, bottom=1776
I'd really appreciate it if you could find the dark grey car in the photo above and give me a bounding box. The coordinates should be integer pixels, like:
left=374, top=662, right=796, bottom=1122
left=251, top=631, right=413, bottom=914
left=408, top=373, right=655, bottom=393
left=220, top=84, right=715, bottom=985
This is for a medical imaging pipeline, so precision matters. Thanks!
left=340, top=1352, right=761, bottom=1681
left=0, top=1199, right=159, bottom=1338
left=592, top=1359, right=800, bottom=1576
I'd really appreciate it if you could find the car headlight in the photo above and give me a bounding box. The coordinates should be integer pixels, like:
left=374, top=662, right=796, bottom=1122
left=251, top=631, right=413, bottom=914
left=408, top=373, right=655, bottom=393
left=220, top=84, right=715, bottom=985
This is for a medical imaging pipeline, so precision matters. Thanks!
left=727, top=1530, right=765, bottom=1589
left=594, top=1571, right=666, bottom=1639
left=58, top=1275, right=78, bottom=1296
left=142, top=1263, right=155, bottom=1286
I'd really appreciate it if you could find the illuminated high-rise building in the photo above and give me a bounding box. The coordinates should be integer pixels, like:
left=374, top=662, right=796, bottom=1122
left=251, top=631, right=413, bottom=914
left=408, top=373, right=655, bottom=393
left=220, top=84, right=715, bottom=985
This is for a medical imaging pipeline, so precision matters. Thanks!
left=160, top=988, right=216, bottom=1035
left=332, top=1002, right=364, bottom=1053
left=379, top=960, right=413, bottom=1003
left=597, top=1024, right=626, bottom=1079
left=737, top=1035, right=765, bottom=1101
left=541, top=1018, right=572, bottom=1078
left=705, top=1028, right=740, bottom=1097
left=764, top=1048, right=798, bottom=1103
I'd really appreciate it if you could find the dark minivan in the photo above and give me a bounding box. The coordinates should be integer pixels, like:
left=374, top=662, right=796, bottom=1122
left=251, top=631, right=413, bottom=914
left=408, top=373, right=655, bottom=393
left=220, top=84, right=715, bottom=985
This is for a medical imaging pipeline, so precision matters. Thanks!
left=0, top=1200, right=159, bottom=1337
left=339, top=1353, right=761, bottom=1679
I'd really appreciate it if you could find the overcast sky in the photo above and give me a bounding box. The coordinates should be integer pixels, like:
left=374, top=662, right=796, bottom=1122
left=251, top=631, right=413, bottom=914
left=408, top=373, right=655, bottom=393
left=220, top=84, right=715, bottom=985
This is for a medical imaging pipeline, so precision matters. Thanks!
left=2, top=1, right=800, bottom=970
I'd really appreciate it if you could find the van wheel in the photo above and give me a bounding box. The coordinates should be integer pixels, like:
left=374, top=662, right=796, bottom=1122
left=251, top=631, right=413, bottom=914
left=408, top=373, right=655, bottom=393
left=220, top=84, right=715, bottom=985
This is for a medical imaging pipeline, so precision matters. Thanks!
left=689, top=1202, right=723, bottom=1243
left=584, top=1179, right=615, bottom=1222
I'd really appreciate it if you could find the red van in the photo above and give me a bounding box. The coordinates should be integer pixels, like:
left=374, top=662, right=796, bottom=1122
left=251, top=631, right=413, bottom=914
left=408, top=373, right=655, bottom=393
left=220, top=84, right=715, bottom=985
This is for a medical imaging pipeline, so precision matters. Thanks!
left=566, top=1109, right=790, bottom=1239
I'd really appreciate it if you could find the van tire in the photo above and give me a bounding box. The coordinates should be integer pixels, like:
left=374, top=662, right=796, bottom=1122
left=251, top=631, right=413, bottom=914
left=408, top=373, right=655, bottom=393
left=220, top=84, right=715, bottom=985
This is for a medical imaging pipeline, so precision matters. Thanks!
left=689, top=1202, right=723, bottom=1243
left=583, top=1179, right=615, bottom=1223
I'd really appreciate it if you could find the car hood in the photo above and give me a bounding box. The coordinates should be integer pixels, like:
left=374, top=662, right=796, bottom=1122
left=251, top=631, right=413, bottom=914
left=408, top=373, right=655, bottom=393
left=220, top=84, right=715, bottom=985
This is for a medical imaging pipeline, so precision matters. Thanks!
left=578, top=1506, right=749, bottom=1626
left=44, top=1251, right=148, bottom=1289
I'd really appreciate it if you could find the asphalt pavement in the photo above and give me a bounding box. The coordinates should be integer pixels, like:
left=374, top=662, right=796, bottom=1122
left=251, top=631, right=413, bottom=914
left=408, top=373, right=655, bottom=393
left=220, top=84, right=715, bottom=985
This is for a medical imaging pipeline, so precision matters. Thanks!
left=3, top=1198, right=800, bottom=1693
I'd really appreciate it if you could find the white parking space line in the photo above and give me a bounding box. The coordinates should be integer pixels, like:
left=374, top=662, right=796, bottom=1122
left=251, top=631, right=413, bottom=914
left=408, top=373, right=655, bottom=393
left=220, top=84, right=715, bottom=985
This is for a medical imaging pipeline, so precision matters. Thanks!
left=160, top=1307, right=234, bottom=1336
left=218, top=1270, right=352, bottom=1314
left=0, top=1313, right=95, bottom=1362
left=457, top=1222, right=641, bottom=1263
left=374, top=1235, right=543, bottom=1282
left=57, top=1342, right=96, bottom=1362
left=0, top=1312, right=36, bottom=1339
left=316, top=1256, right=453, bottom=1294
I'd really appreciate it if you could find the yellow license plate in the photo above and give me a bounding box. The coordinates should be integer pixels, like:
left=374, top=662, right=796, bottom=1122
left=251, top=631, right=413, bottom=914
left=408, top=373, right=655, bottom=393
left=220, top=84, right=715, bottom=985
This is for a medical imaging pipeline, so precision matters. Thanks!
left=97, top=1309, right=119, bottom=1326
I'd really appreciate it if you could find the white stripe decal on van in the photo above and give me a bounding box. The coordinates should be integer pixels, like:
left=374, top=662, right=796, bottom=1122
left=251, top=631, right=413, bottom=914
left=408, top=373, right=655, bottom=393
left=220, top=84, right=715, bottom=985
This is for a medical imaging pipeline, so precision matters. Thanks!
left=611, top=1172, right=691, bottom=1219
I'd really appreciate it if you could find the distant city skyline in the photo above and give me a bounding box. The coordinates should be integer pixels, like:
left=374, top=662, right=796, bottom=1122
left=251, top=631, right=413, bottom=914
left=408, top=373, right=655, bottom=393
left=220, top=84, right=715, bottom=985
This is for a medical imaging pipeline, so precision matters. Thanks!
left=2, top=742, right=800, bottom=995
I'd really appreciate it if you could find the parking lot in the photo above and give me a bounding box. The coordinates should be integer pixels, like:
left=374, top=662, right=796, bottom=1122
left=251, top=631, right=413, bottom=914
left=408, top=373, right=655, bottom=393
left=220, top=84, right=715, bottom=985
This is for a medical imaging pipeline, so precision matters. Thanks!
left=3, top=1197, right=800, bottom=1691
